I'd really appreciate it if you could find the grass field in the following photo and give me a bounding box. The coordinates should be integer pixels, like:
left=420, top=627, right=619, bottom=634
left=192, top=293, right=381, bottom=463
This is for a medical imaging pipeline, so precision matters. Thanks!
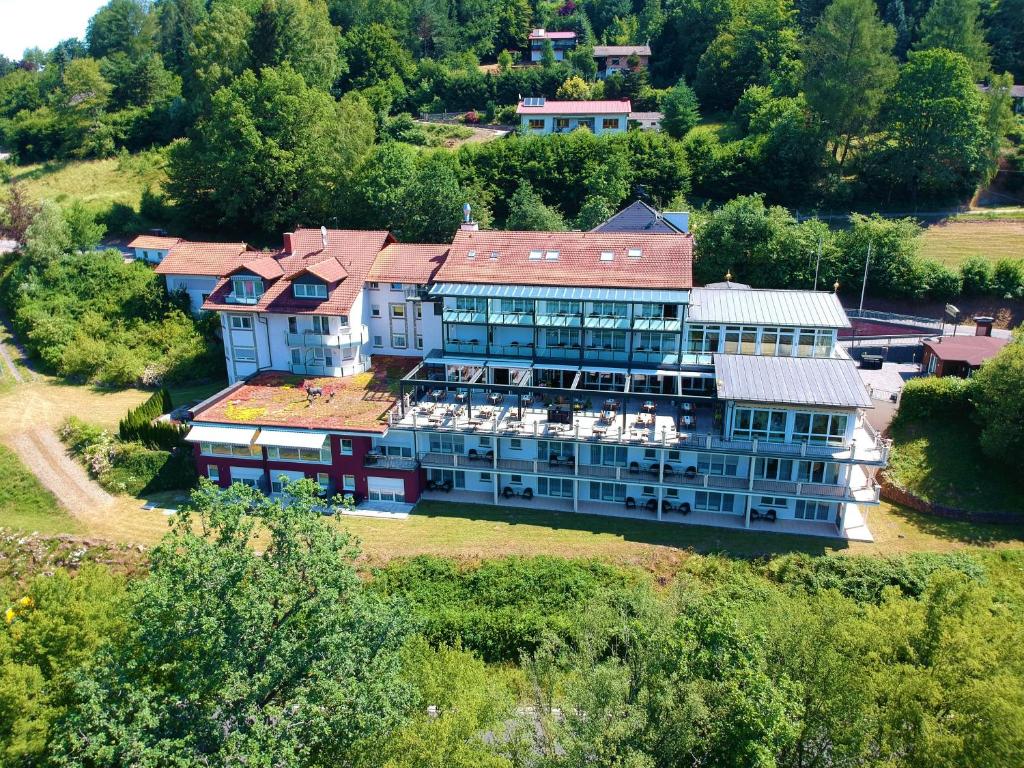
left=6, top=150, right=167, bottom=218
left=887, top=415, right=1024, bottom=514
left=919, top=218, right=1024, bottom=268
left=0, top=444, right=81, bottom=535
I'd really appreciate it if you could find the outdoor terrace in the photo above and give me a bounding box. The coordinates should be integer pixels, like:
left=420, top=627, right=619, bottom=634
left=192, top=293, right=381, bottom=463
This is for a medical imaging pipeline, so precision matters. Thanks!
left=389, top=389, right=888, bottom=465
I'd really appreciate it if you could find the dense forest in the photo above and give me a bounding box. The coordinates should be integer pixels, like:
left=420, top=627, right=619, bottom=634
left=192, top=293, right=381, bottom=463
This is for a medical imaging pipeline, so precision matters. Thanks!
left=1, top=479, right=1022, bottom=767
left=0, top=0, right=1020, bottom=235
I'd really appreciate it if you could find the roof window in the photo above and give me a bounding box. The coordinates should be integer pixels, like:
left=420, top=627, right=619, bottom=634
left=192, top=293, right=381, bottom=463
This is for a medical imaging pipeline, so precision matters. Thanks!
left=489, top=250, right=499, bottom=260
left=600, top=251, right=614, bottom=261
left=628, top=248, right=642, bottom=258
left=545, top=250, right=559, bottom=260
left=528, top=250, right=543, bottom=260
left=467, top=250, right=476, bottom=260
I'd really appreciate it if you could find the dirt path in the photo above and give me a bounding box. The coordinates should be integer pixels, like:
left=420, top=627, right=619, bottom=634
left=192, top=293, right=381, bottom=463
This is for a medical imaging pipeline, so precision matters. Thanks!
left=8, top=428, right=113, bottom=513
left=0, top=342, right=23, bottom=383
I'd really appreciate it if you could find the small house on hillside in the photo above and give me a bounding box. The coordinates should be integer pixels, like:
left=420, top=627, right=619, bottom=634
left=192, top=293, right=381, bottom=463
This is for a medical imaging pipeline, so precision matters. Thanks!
left=593, top=45, right=651, bottom=78
left=517, top=98, right=631, bottom=135
left=529, top=29, right=577, bottom=62
left=921, top=324, right=1008, bottom=378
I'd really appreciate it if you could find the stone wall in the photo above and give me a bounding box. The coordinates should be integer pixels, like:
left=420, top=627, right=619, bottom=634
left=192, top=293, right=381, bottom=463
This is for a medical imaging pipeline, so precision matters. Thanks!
left=879, top=474, right=1021, bottom=524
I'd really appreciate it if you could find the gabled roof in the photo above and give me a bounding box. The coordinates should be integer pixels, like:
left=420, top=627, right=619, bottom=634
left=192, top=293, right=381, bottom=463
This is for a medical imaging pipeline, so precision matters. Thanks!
left=202, top=229, right=393, bottom=316
left=517, top=99, right=632, bottom=116
left=592, top=200, right=684, bottom=234
left=689, top=287, right=851, bottom=329
left=715, top=355, right=872, bottom=409
left=369, top=243, right=448, bottom=285
left=154, top=241, right=249, bottom=276
left=434, top=230, right=693, bottom=290
left=296, top=257, right=348, bottom=283
left=922, top=335, right=1009, bottom=366
left=231, top=255, right=284, bottom=280
left=128, top=235, right=181, bottom=250
left=593, top=45, right=651, bottom=57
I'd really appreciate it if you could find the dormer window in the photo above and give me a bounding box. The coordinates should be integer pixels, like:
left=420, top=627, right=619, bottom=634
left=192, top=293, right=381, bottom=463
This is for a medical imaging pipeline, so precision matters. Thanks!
left=231, top=276, right=263, bottom=304
left=294, top=282, right=327, bottom=299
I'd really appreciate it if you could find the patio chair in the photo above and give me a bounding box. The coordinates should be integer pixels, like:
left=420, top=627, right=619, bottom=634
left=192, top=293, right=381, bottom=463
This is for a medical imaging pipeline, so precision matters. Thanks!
left=522, top=488, right=534, bottom=500
left=648, top=464, right=660, bottom=475
left=678, top=501, right=691, bottom=515
left=624, top=497, right=637, bottom=510
left=750, top=508, right=762, bottom=521
left=484, top=450, right=495, bottom=462
left=628, top=461, right=641, bottom=474
left=502, top=486, right=515, bottom=498
left=683, top=466, right=697, bottom=480
left=467, top=448, right=480, bottom=461
left=764, top=508, right=777, bottom=522
left=663, top=464, right=676, bottom=478
left=644, top=498, right=658, bottom=513
left=661, top=499, right=673, bottom=513
left=426, top=479, right=439, bottom=491
left=440, top=479, right=454, bottom=492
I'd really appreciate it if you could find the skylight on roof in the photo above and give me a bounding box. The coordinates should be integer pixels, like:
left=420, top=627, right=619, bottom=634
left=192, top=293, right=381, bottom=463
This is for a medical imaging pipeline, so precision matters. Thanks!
left=545, top=250, right=559, bottom=260
left=628, top=248, right=642, bottom=258
left=600, top=251, right=614, bottom=261
left=489, top=250, right=499, bottom=260
left=467, top=250, right=476, bottom=259
left=528, top=250, right=543, bottom=260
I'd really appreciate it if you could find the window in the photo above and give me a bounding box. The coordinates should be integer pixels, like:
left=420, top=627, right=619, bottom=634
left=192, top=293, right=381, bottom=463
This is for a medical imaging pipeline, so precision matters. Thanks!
left=507, top=438, right=522, bottom=451
left=293, top=282, right=327, bottom=299
left=697, top=453, right=739, bottom=476
left=589, top=481, right=626, bottom=502
left=415, top=335, right=423, bottom=350
left=391, top=282, right=403, bottom=290
left=760, top=496, right=788, bottom=507
left=589, top=444, right=626, bottom=466
left=428, top=433, right=465, bottom=454
left=368, top=281, right=379, bottom=289
left=545, top=328, right=578, bottom=347
left=287, top=316, right=298, bottom=334
left=200, top=442, right=260, bottom=458
left=509, top=474, right=523, bottom=485
left=591, top=301, right=626, bottom=317
left=695, top=492, right=735, bottom=513
left=687, top=324, right=721, bottom=353
left=760, top=327, right=779, bottom=356
left=478, top=437, right=491, bottom=447
left=589, top=330, right=626, bottom=350
left=666, top=487, right=679, bottom=498
left=207, top=465, right=220, bottom=482
left=797, top=461, right=839, bottom=484
left=733, top=408, right=787, bottom=442
left=373, top=335, right=383, bottom=347
left=538, top=477, right=574, bottom=497
left=634, top=332, right=668, bottom=352
left=371, top=305, right=381, bottom=317
left=600, top=251, right=614, bottom=261
left=480, top=472, right=492, bottom=482
left=527, top=119, right=545, bottom=130
left=792, top=412, right=849, bottom=446
left=545, top=300, right=580, bottom=315
left=498, top=298, right=531, bottom=314
left=234, top=346, right=256, bottom=362
left=428, top=468, right=465, bottom=488
left=229, top=315, right=252, bottom=330
left=795, top=500, right=832, bottom=521
left=723, top=326, right=757, bottom=354
left=235, top=477, right=260, bottom=489
left=455, top=297, right=487, bottom=313
left=290, top=349, right=302, bottom=365
left=755, top=457, right=793, bottom=480
left=602, top=118, right=619, bottom=129
left=311, top=316, right=329, bottom=334
left=529, top=249, right=543, bottom=260
left=231, top=276, right=262, bottom=302
left=267, top=445, right=331, bottom=463
left=545, top=250, right=559, bottom=260
left=391, top=332, right=407, bottom=348
left=340, top=439, right=353, bottom=455
left=343, top=474, right=356, bottom=490
left=628, top=248, right=642, bottom=258
left=539, top=440, right=573, bottom=459
left=390, top=304, right=406, bottom=318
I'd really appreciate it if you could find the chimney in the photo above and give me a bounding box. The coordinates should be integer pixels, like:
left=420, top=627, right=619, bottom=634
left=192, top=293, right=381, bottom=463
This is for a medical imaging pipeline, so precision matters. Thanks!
left=974, top=316, right=994, bottom=337
left=460, top=202, right=479, bottom=232
left=283, top=232, right=294, bottom=254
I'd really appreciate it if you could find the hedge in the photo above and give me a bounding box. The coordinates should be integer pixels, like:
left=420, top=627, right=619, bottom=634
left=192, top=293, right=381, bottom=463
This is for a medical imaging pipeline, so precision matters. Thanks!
left=896, top=375, right=974, bottom=423
left=118, top=388, right=187, bottom=451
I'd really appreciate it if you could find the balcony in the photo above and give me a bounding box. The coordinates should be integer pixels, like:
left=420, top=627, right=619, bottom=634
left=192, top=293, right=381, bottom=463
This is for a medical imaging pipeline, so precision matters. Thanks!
left=289, top=362, right=344, bottom=376
left=363, top=453, right=419, bottom=470
left=632, top=317, right=682, bottom=332
left=582, top=347, right=629, bottom=363
left=488, top=311, right=534, bottom=326
left=286, top=330, right=360, bottom=348
left=442, top=309, right=486, bottom=324
left=444, top=341, right=488, bottom=355
left=631, top=349, right=680, bottom=366
left=583, top=314, right=630, bottom=330
left=535, top=313, right=582, bottom=328
left=225, top=293, right=260, bottom=305
left=489, top=343, right=535, bottom=359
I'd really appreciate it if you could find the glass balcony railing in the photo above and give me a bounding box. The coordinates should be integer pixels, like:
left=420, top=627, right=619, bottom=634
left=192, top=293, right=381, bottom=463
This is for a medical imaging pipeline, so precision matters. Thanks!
left=632, top=317, right=682, bottom=332
left=488, top=312, right=534, bottom=326
left=289, top=362, right=343, bottom=376
left=583, top=314, right=630, bottom=329
left=286, top=331, right=359, bottom=348
left=582, top=347, right=630, bottom=362
left=535, top=313, right=582, bottom=328
left=488, top=344, right=535, bottom=358
left=442, top=309, right=486, bottom=324
left=225, top=293, right=260, bottom=305
left=444, top=341, right=487, bottom=355
left=631, top=350, right=680, bottom=366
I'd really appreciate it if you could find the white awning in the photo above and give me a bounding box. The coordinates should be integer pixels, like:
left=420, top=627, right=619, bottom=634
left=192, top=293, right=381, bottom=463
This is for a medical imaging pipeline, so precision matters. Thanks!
left=255, top=430, right=328, bottom=450
left=657, top=369, right=716, bottom=378
left=186, top=425, right=258, bottom=445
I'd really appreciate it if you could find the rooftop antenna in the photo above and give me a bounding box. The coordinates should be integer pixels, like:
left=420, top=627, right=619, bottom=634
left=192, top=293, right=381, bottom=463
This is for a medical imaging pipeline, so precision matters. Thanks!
left=320, top=225, right=328, bottom=249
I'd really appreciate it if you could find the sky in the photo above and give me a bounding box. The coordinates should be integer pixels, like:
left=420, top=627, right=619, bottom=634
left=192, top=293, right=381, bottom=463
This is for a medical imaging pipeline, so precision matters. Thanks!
left=0, top=0, right=108, bottom=60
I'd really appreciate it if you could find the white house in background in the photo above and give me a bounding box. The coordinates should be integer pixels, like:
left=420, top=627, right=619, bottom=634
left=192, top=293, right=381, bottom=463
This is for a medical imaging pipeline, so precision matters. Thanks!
left=528, top=28, right=577, bottom=62
left=593, top=45, right=651, bottom=77
left=517, top=98, right=632, bottom=135
left=153, top=240, right=248, bottom=314
left=127, top=234, right=182, bottom=264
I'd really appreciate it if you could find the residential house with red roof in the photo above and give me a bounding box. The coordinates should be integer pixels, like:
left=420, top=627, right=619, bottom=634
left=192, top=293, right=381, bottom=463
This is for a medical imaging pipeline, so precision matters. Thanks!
left=528, top=28, right=577, bottom=62
left=517, top=98, right=632, bottom=135
left=149, top=203, right=884, bottom=539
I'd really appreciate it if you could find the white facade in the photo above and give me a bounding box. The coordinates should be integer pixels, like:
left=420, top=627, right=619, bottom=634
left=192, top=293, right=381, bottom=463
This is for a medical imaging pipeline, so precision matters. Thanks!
left=364, top=282, right=443, bottom=356
left=166, top=274, right=219, bottom=315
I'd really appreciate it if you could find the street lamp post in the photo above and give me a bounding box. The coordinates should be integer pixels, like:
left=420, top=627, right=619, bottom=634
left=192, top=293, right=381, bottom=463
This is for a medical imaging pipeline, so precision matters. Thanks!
left=858, top=242, right=872, bottom=313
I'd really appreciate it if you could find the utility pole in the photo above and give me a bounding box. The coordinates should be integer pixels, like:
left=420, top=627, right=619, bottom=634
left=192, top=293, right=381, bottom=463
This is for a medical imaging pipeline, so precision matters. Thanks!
left=813, top=236, right=823, bottom=291
left=858, top=241, right=872, bottom=313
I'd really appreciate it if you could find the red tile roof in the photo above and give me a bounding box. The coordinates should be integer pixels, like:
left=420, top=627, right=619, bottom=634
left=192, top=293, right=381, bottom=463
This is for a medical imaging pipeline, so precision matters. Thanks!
left=299, top=257, right=348, bottom=283
left=434, top=230, right=693, bottom=289
left=368, top=243, right=449, bottom=285
left=923, top=335, right=1009, bottom=367
left=202, top=229, right=393, bottom=316
left=233, top=254, right=285, bottom=279
left=517, top=99, right=632, bottom=116
left=154, top=241, right=249, bottom=276
left=191, top=356, right=421, bottom=433
left=128, top=235, right=182, bottom=250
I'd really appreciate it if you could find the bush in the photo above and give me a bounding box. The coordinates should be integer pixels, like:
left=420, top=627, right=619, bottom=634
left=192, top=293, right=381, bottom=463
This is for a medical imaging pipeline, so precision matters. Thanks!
left=915, top=259, right=961, bottom=299
left=760, top=552, right=985, bottom=602
left=960, top=256, right=993, bottom=295
left=118, top=388, right=186, bottom=450
left=992, top=258, right=1024, bottom=298
left=368, top=556, right=647, bottom=662
left=896, top=375, right=974, bottom=422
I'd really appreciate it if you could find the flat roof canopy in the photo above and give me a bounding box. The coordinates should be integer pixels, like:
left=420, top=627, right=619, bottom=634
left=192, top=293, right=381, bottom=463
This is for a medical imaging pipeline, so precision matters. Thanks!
left=689, top=287, right=851, bottom=329
left=429, top=282, right=690, bottom=304
left=714, top=354, right=872, bottom=409
left=255, top=430, right=328, bottom=450
left=186, top=425, right=258, bottom=445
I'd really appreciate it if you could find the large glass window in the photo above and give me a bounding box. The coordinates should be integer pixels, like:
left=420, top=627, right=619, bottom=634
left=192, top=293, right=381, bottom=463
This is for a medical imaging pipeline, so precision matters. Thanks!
left=266, top=445, right=331, bottom=463
left=687, top=325, right=720, bottom=353
left=733, top=408, right=788, bottom=442
left=589, top=445, right=627, bottom=466
left=589, top=481, right=626, bottom=502
left=293, top=282, right=327, bottom=299
left=428, top=433, right=466, bottom=454
left=792, top=412, right=849, bottom=446
left=538, top=477, right=574, bottom=497
left=545, top=328, right=579, bottom=347
left=200, top=442, right=261, bottom=458
left=589, top=330, right=626, bottom=350
left=755, top=457, right=793, bottom=480
left=498, top=298, right=531, bottom=314
left=795, top=500, right=833, bottom=521
left=778, top=328, right=796, bottom=356
left=455, top=297, right=487, bottom=312
left=695, top=492, right=735, bottom=513
left=231, top=276, right=263, bottom=301
left=545, top=300, right=581, bottom=315
left=590, top=302, right=627, bottom=317
left=634, top=332, right=669, bottom=352
left=796, top=461, right=839, bottom=484
left=697, top=453, right=740, bottom=476
left=539, top=440, right=574, bottom=459
left=797, top=330, right=816, bottom=357
left=427, top=468, right=465, bottom=488
left=723, top=326, right=757, bottom=354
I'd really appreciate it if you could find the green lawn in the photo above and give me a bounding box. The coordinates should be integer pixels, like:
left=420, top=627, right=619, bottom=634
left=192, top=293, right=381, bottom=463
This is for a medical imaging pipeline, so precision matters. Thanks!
left=919, top=219, right=1024, bottom=268
left=167, top=379, right=229, bottom=408
left=0, top=444, right=81, bottom=535
left=887, top=416, right=1024, bottom=514
left=6, top=150, right=167, bottom=219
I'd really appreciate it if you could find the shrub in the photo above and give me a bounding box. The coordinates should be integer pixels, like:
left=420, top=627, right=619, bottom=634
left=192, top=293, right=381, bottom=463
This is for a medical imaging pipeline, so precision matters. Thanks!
left=896, top=375, right=974, bottom=422
left=992, top=258, right=1024, bottom=298
left=915, top=259, right=962, bottom=299
left=960, top=256, right=993, bottom=295
left=759, top=552, right=985, bottom=602
left=118, top=388, right=186, bottom=450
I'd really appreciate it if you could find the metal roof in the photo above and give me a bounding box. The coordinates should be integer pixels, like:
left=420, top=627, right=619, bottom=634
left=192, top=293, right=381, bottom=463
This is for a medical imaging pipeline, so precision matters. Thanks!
left=689, top=288, right=851, bottom=329
left=429, top=282, right=690, bottom=304
left=592, top=200, right=684, bottom=234
left=714, top=355, right=872, bottom=409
